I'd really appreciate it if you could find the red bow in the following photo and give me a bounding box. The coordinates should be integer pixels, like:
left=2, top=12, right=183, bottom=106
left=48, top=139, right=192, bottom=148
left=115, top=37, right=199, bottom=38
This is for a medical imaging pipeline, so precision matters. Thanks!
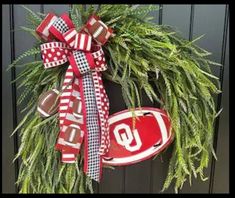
left=36, top=13, right=113, bottom=182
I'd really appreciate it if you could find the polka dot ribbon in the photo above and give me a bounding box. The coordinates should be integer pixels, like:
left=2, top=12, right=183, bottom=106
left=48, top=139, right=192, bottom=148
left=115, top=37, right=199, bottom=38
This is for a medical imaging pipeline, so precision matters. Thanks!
left=36, top=13, right=113, bottom=182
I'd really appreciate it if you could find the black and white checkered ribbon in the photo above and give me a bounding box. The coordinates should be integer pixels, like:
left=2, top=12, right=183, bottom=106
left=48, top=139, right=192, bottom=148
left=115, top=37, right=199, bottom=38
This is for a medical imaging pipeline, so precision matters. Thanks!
left=82, top=73, right=101, bottom=181
left=53, top=17, right=70, bottom=34
left=72, top=51, right=101, bottom=181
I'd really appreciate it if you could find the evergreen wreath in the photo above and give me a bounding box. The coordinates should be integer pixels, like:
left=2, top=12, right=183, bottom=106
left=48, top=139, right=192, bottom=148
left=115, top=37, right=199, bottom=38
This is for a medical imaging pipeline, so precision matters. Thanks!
left=9, top=4, right=221, bottom=193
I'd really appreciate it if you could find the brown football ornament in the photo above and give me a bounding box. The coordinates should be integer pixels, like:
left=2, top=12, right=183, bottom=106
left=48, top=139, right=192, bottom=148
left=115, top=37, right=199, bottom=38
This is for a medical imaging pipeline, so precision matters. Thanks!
left=72, top=97, right=83, bottom=119
left=64, top=124, right=83, bottom=147
left=85, top=15, right=113, bottom=45
left=37, top=89, right=60, bottom=118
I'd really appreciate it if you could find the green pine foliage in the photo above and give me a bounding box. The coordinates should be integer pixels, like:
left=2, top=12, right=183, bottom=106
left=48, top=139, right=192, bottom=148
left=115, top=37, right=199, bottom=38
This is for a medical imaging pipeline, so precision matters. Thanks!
left=10, top=4, right=220, bottom=193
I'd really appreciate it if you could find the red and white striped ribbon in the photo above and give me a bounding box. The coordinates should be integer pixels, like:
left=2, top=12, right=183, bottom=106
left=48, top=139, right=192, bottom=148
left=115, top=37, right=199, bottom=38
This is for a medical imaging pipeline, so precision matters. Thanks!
left=59, top=65, right=74, bottom=128
left=56, top=67, right=85, bottom=163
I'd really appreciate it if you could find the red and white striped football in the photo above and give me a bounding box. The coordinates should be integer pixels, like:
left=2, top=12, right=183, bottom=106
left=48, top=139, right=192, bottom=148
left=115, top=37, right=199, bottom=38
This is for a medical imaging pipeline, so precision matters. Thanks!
left=37, top=89, right=60, bottom=118
left=102, top=107, right=173, bottom=166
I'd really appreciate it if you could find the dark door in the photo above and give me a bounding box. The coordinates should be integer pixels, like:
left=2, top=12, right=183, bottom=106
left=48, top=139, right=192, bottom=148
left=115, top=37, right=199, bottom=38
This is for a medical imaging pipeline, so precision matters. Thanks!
left=2, top=4, right=229, bottom=193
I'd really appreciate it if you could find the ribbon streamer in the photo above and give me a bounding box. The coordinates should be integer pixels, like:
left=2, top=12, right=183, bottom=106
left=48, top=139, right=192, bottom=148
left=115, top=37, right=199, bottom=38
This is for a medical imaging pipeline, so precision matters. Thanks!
left=37, top=13, right=112, bottom=181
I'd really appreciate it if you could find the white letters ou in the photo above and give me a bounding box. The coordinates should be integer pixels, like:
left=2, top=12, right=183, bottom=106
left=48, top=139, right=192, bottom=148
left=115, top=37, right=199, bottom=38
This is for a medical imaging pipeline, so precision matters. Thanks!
left=113, top=123, right=142, bottom=152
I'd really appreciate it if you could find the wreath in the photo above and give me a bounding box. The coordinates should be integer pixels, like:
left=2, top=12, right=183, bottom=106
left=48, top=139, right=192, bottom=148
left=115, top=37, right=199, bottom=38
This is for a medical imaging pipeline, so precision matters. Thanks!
left=9, top=5, right=221, bottom=193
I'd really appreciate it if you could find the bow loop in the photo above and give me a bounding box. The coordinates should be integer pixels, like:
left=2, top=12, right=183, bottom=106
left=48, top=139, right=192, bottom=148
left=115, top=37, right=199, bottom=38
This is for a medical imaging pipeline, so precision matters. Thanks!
left=36, top=13, right=58, bottom=42
left=85, top=15, right=113, bottom=45
left=40, top=42, right=71, bottom=69
left=49, top=13, right=75, bottom=42
left=63, top=28, right=92, bottom=52
left=91, top=45, right=108, bottom=72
